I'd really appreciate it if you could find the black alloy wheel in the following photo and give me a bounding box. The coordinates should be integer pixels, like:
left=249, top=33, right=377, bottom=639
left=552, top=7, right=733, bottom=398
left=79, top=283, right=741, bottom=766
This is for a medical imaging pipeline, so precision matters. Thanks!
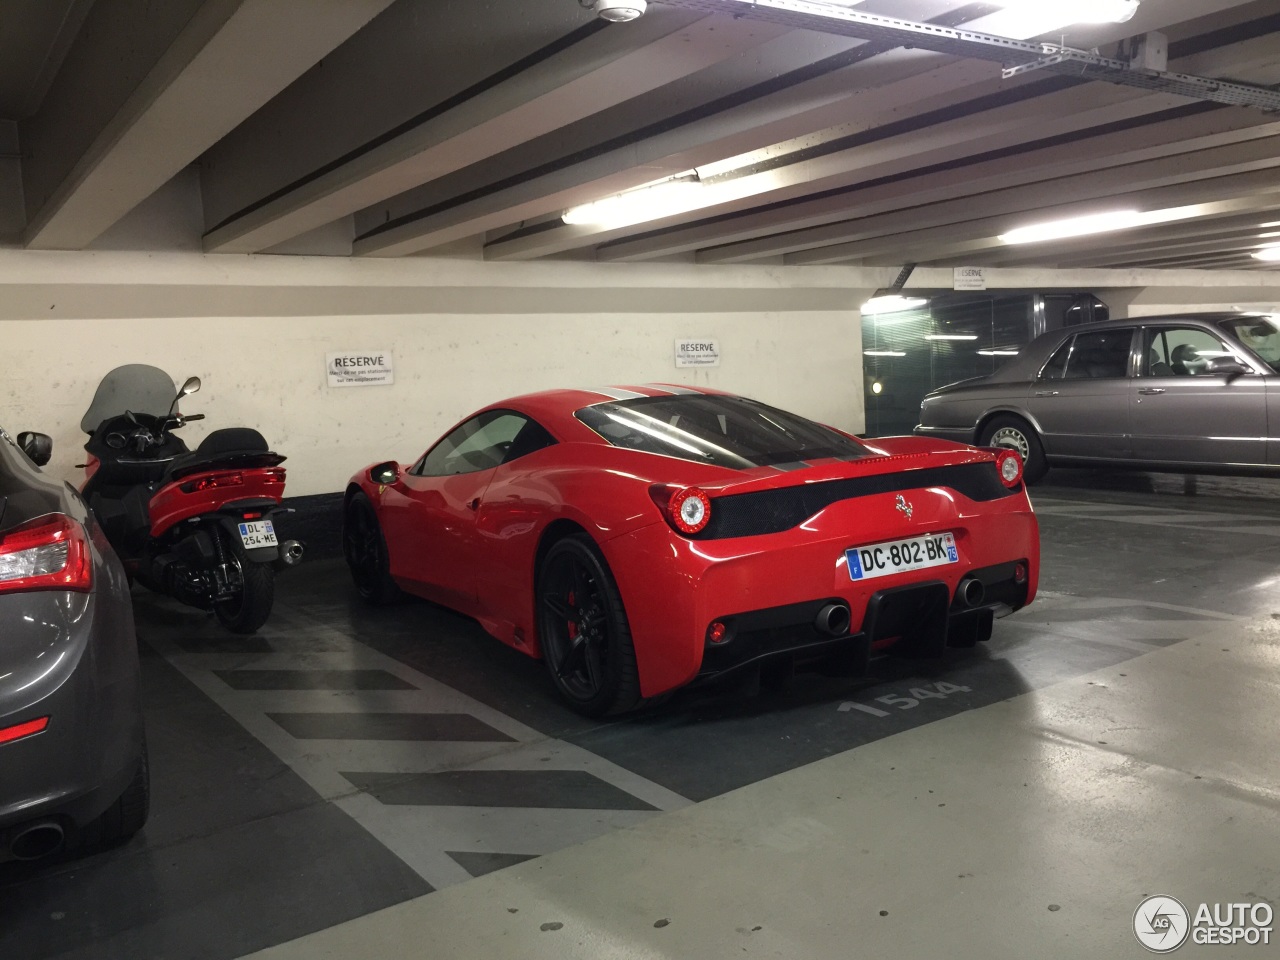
left=343, top=493, right=401, bottom=604
left=537, top=534, right=642, bottom=718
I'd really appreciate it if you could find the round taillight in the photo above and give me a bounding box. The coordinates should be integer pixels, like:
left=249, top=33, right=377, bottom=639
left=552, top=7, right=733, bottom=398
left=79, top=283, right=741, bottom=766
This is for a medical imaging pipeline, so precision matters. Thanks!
left=669, top=487, right=712, bottom=535
left=1014, top=561, right=1029, bottom=585
left=995, top=449, right=1023, bottom=487
left=707, top=621, right=729, bottom=644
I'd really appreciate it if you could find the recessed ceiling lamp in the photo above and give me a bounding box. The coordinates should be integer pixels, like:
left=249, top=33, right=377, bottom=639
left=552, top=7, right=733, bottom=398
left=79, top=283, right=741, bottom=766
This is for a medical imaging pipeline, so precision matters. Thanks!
left=978, top=349, right=1021, bottom=356
left=925, top=334, right=979, bottom=341
left=562, top=173, right=703, bottom=228
left=864, top=350, right=907, bottom=357
left=1253, top=244, right=1280, bottom=262
left=974, top=0, right=1139, bottom=39
left=861, top=295, right=929, bottom=314
left=999, top=205, right=1203, bottom=245
left=587, top=0, right=646, bottom=22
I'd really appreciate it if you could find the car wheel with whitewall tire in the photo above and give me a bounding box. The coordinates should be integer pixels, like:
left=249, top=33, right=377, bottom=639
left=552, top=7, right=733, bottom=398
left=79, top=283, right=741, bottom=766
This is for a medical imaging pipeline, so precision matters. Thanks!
left=343, top=493, right=402, bottom=605
left=979, top=415, right=1048, bottom=484
left=537, top=534, right=643, bottom=718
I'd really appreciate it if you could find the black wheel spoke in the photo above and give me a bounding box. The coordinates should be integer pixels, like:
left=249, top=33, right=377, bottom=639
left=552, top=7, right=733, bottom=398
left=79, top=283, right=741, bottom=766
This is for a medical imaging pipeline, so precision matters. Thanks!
left=543, top=594, right=574, bottom=620
left=556, top=637, right=587, bottom=680
left=582, top=638, right=603, bottom=690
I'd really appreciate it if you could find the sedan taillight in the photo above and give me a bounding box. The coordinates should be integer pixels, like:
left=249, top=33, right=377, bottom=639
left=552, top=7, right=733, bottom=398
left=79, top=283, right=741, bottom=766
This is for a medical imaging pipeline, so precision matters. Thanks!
left=0, top=514, right=92, bottom=594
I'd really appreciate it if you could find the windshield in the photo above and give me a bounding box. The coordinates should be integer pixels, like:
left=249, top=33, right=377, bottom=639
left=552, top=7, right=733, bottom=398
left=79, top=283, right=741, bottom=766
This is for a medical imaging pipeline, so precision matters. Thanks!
left=1218, top=316, right=1280, bottom=374
left=575, top=395, right=868, bottom=470
left=80, top=364, right=179, bottom=433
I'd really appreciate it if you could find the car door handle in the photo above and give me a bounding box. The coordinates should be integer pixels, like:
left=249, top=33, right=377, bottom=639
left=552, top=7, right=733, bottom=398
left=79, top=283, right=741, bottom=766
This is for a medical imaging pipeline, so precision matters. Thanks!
left=1138, top=388, right=1166, bottom=395
left=1034, top=390, right=1059, bottom=397
left=467, top=498, right=481, bottom=511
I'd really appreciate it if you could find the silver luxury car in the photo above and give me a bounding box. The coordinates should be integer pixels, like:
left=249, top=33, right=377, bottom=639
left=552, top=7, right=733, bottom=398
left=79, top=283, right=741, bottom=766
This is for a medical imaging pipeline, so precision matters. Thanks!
left=915, top=314, right=1280, bottom=483
left=0, top=424, right=147, bottom=865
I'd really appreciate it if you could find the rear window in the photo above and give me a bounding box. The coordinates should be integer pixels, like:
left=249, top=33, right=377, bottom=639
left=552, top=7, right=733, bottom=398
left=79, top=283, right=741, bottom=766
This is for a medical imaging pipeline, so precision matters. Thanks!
left=575, top=395, right=868, bottom=470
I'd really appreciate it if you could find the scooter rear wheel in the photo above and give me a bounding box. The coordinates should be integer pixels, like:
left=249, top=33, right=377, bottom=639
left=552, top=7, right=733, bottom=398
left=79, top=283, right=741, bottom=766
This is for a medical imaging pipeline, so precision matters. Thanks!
left=214, top=538, right=275, bottom=634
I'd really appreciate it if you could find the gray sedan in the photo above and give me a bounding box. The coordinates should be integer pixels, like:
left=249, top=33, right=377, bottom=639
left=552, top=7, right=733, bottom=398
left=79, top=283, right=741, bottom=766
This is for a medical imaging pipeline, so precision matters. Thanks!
left=0, top=424, right=147, bottom=864
left=915, top=314, right=1280, bottom=483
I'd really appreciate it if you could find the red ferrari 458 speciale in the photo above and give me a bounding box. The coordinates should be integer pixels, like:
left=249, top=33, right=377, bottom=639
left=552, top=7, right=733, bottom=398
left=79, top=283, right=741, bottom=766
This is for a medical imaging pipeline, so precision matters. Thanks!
left=343, top=385, right=1039, bottom=716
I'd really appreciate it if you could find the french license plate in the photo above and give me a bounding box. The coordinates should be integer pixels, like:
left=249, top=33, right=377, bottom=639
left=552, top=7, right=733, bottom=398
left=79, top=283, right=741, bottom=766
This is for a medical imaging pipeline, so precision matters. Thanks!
left=238, top=520, right=278, bottom=549
left=846, top=532, right=958, bottom=581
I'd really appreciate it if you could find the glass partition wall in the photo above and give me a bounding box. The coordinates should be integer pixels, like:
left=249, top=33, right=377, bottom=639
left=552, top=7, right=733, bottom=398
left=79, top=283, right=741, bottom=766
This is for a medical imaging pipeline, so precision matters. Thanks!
left=861, top=292, right=1107, bottom=437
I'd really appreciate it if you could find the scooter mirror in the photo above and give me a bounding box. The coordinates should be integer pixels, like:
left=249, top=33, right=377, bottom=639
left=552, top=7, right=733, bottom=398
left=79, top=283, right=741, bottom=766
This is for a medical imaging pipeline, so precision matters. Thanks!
left=180, top=376, right=202, bottom=396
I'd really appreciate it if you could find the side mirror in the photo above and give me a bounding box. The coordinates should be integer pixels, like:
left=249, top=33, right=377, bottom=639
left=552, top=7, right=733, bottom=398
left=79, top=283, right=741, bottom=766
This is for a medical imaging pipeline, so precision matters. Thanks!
left=180, top=376, right=201, bottom=397
left=1206, top=357, right=1249, bottom=380
left=369, top=461, right=400, bottom=485
left=17, top=431, right=53, bottom=467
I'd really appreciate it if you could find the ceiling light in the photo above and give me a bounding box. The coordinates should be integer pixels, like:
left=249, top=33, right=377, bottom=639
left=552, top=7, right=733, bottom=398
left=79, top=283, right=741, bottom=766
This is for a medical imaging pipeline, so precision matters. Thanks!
left=925, top=334, right=979, bottom=341
left=590, top=0, right=646, bottom=22
left=861, top=295, right=929, bottom=314
left=978, top=349, right=1021, bottom=356
left=999, top=205, right=1203, bottom=245
left=973, top=0, right=1139, bottom=39
left=865, top=350, right=907, bottom=357
left=1254, top=245, right=1280, bottom=262
left=562, top=174, right=703, bottom=228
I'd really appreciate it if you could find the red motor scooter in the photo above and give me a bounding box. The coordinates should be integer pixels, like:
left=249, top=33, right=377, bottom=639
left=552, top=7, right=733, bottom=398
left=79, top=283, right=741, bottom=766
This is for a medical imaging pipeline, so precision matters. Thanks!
left=80, top=364, right=303, bottom=633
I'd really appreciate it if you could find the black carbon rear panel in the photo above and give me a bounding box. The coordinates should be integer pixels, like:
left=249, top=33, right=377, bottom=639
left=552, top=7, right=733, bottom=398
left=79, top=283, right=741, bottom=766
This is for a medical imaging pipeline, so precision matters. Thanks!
left=696, top=462, right=1018, bottom=540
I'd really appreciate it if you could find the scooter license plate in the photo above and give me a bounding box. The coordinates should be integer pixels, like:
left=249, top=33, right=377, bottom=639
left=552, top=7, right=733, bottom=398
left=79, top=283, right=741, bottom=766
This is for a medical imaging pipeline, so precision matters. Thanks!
left=238, top=520, right=278, bottom=549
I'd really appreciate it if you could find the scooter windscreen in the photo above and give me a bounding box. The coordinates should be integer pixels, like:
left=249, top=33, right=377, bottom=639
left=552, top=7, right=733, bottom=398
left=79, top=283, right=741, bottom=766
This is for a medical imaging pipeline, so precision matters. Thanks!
left=81, top=365, right=180, bottom=434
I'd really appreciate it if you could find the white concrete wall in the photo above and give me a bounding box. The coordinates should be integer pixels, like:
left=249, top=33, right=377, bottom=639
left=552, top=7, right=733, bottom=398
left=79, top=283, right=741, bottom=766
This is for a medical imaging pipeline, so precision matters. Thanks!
left=0, top=250, right=873, bottom=497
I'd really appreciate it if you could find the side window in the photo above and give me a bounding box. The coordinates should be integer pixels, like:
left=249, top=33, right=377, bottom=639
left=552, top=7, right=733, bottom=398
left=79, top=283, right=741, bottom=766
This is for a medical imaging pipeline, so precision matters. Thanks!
left=1062, top=329, right=1133, bottom=380
left=1144, top=327, right=1235, bottom=378
left=1039, top=338, right=1074, bottom=380
left=414, top=411, right=552, bottom=477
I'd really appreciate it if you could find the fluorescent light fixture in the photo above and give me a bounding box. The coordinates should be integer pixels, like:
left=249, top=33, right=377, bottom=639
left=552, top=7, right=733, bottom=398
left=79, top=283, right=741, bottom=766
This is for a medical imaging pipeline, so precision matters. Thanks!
left=591, top=0, right=646, bottom=22
left=563, top=173, right=704, bottom=228
left=978, top=349, right=1021, bottom=357
left=925, top=334, right=980, bottom=341
left=1254, top=245, right=1280, bottom=262
left=865, top=350, right=907, bottom=357
left=1000, top=205, right=1203, bottom=245
left=861, top=295, right=929, bottom=314
left=973, top=0, right=1139, bottom=39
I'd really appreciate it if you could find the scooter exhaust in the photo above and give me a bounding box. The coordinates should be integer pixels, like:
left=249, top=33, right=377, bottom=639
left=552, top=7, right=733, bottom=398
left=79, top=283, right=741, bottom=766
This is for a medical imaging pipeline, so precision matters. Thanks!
left=8, top=821, right=65, bottom=861
left=276, top=540, right=305, bottom=569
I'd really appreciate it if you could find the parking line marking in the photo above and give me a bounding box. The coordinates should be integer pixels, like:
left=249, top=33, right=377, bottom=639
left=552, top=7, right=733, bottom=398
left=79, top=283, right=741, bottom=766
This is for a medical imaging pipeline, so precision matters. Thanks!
left=838, top=702, right=891, bottom=717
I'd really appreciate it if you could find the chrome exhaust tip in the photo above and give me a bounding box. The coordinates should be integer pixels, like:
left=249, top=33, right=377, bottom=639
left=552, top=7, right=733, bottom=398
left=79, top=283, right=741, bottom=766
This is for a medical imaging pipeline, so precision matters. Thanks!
left=814, top=603, right=852, bottom=637
left=278, top=540, right=305, bottom=567
left=957, top=577, right=986, bottom=608
left=9, top=821, right=65, bottom=861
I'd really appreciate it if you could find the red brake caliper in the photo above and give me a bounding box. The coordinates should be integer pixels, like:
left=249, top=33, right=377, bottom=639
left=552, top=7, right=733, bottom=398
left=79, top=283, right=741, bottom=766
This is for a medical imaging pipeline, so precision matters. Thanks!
left=567, top=590, right=578, bottom=639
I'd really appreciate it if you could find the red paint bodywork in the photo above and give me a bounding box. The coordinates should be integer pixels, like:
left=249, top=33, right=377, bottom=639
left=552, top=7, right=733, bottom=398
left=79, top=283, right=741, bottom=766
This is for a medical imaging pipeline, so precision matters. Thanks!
left=147, top=468, right=287, bottom=538
left=81, top=455, right=287, bottom=539
left=350, top=387, right=1040, bottom=699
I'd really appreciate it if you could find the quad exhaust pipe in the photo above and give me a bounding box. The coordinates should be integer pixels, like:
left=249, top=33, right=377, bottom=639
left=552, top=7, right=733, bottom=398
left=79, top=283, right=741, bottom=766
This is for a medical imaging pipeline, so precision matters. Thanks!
left=814, top=603, right=852, bottom=637
left=956, top=577, right=986, bottom=608
left=7, top=820, right=65, bottom=861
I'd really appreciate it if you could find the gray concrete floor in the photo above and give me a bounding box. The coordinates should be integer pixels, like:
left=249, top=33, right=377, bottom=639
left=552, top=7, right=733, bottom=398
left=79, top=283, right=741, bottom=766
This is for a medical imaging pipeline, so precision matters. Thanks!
left=1, top=469, right=1277, bottom=959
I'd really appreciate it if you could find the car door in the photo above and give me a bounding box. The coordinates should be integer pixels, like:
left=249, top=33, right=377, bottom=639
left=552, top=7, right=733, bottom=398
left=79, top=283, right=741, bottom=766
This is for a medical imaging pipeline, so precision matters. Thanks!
left=1130, top=324, right=1268, bottom=466
left=1024, top=327, right=1135, bottom=460
left=380, top=410, right=535, bottom=609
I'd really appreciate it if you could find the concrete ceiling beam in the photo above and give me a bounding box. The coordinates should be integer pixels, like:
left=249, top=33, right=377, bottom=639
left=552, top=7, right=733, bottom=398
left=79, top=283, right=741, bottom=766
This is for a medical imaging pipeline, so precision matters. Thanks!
left=22, top=0, right=394, bottom=250
left=204, top=8, right=786, bottom=254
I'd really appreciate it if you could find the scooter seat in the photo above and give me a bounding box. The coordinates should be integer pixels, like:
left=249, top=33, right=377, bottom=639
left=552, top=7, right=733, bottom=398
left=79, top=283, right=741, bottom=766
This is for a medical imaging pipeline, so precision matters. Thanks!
left=163, top=428, right=281, bottom=483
